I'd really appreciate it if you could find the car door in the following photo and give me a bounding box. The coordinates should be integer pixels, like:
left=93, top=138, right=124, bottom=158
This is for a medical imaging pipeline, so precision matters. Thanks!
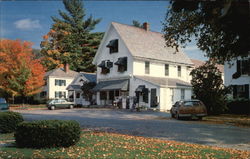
left=60, top=99, right=68, bottom=108
left=56, top=99, right=64, bottom=108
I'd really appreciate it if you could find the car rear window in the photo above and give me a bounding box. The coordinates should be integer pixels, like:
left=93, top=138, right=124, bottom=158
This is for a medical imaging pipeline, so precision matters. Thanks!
left=0, top=98, right=6, bottom=103
left=183, top=101, right=201, bottom=106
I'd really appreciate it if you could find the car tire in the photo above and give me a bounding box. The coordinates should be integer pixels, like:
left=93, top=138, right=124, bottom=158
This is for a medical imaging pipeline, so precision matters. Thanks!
left=69, top=105, right=74, bottom=109
left=50, top=106, right=55, bottom=110
left=171, top=113, right=175, bottom=118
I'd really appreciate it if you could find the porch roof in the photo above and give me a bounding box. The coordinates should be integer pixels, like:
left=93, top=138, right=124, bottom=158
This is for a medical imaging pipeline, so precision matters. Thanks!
left=134, top=75, right=192, bottom=88
left=93, top=79, right=129, bottom=91
left=66, top=85, right=81, bottom=91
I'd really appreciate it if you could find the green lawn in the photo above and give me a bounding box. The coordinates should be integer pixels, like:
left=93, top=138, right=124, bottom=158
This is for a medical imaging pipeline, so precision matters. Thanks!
left=0, top=131, right=249, bottom=159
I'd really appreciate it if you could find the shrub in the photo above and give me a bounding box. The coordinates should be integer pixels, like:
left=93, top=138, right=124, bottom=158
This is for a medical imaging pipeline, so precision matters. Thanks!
left=15, top=120, right=81, bottom=148
left=227, top=99, right=250, bottom=115
left=0, top=111, right=24, bottom=133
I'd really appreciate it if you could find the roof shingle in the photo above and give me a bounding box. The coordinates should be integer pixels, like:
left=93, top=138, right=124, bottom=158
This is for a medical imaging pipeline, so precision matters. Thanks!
left=134, top=75, right=192, bottom=87
left=191, top=59, right=224, bottom=73
left=111, top=22, right=193, bottom=65
left=45, top=68, right=78, bottom=78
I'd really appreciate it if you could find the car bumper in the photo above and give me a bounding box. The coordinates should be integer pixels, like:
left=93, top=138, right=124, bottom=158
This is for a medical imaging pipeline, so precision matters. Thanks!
left=179, top=113, right=207, bottom=117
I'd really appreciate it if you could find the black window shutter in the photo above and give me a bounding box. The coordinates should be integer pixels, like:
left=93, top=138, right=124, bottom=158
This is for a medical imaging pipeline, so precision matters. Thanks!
left=236, top=60, right=241, bottom=75
left=245, top=84, right=249, bottom=99
left=233, top=85, right=237, bottom=98
left=248, top=59, right=250, bottom=75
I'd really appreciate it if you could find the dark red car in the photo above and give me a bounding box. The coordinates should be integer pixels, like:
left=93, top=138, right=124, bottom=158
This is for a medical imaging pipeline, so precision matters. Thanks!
left=170, top=99, right=207, bottom=120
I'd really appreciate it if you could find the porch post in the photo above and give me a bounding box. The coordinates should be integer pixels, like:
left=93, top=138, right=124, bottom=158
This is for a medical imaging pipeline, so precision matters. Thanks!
left=106, top=91, right=109, bottom=105
left=96, top=92, right=100, bottom=105
left=73, top=90, right=76, bottom=103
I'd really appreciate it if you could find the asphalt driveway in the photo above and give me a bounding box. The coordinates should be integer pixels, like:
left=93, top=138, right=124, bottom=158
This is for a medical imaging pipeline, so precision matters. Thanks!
left=14, top=108, right=250, bottom=151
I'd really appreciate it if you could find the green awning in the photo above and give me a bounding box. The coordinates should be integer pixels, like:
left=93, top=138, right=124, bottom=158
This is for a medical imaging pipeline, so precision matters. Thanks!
left=106, top=39, right=118, bottom=48
left=98, top=61, right=106, bottom=68
left=93, top=79, right=129, bottom=91
left=115, top=57, right=127, bottom=65
left=135, top=85, right=145, bottom=92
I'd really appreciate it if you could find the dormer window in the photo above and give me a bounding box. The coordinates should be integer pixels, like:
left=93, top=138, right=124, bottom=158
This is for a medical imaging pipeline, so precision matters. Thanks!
left=115, top=57, right=127, bottom=72
left=98, top=60, right=113, bottom=74
left=106, top=39, right=118, bottom=53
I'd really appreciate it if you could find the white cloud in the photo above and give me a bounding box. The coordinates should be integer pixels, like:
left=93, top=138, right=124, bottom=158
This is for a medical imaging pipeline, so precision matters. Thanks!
left=14, top=18, right=41, bottom=30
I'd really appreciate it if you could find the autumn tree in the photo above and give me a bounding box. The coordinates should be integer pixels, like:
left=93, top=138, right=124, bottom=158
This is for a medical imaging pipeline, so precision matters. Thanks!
left=163, top=0, right=250, bottom=63
left=0, top=39, right=45, bottom=100
left=190, top=61, right=229, bottom=115
left=41, top=0, right=103, bottom=72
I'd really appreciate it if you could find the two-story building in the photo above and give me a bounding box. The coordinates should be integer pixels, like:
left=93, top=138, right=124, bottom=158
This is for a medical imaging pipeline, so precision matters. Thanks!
left=40, top=64, right=96, bottom=105
left=224, top=57, right=250, bottom=99
left=41, top=64, right=78, bottom=99
left=92, top=22, right=194, bottom=111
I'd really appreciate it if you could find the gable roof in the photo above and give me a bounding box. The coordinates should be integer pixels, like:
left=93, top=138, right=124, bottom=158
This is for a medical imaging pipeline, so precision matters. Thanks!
left=66, top=72, right=96, bottom=90
left=70, top=72, right=96, bottom=84
left=94, top=22, right=193, bottom=65
left=80, top=72, right=96, bottom=83
left=45, top=67, right=78, bottom=78
left=191, top=59, right=224, bottom=73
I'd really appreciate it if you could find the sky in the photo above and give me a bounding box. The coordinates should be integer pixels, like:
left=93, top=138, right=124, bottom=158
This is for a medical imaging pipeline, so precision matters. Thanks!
left=0, top=0, right=206, bottom=61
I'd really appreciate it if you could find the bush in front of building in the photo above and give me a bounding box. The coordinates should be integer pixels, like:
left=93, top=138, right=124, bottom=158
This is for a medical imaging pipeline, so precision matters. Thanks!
left=15, top=120, right=81, bottom=148
left=227, top=99, right=250, bottom=115
left=0, top=111, right=24, bottom=133
left=190, top=62, right=230, bottom=115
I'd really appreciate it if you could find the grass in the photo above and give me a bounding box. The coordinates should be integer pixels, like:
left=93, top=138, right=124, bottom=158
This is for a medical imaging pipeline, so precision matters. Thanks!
left=203, top=114, right=250, bottom=127
left=9, top=104, right=46, bottom=110
left=0, top=131, right=249, bottom=159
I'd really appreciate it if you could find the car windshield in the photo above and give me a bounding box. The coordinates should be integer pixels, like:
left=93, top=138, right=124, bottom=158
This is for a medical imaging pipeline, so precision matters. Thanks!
left=0, top=98, right=6, bottom=103
left=183, top=101, right=201, bottom=107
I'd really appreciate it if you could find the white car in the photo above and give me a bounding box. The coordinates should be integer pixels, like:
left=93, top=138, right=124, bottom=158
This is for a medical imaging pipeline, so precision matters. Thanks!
left=47, top=99, right=75, bottom=110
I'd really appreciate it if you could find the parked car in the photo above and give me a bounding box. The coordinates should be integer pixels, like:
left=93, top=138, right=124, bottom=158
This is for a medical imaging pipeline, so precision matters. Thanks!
left=0, top=98, right=9, bottom=110
left=170, top=99, right=207, bottom=120
left=47, top=99, right=75, bottom=110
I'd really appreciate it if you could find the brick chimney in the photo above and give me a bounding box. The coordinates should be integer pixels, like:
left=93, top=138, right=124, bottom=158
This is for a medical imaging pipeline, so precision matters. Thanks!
left=64, top=63, right=69, bottom=73
left=143, top=22, right=150, bottom=31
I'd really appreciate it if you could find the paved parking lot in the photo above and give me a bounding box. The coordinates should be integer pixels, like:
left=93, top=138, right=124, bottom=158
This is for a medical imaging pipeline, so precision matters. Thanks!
left=15, top=108, right=250, bottom=151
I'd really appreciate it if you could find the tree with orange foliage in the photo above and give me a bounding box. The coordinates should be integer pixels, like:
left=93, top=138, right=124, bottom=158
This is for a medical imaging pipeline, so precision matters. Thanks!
left=0, top=39, right=45, bottom=99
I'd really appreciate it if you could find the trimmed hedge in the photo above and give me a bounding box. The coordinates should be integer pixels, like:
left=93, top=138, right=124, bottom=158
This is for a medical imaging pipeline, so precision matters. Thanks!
left=227, top=100, right=250, bottom=115
left=0, top=111, right=24, bottom=133
left=15, top=120, right=81, bottom=148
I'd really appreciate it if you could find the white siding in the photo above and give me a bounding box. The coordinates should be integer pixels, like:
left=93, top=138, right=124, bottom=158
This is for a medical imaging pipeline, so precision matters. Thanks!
left=224, top=60, right=250, bottom=86
left=130, top=77, right=160, bottom=109
left=224, top=59, right=250, bottom=98
left=133, top=59, right=192, bottom=83
left=47, top=77, right=74, bottom=99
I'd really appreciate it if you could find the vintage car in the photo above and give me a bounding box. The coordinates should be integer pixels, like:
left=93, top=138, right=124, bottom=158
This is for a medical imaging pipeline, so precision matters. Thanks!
left=170, top=99, right=207, bottom=120
left=47, top=99, right=75, bottom=110
left=0, top=98, right=9, bottom=110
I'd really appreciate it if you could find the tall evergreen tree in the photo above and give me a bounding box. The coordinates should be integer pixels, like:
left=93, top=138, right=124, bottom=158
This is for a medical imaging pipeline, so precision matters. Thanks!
left=41, top=0, right=103, bottom=72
